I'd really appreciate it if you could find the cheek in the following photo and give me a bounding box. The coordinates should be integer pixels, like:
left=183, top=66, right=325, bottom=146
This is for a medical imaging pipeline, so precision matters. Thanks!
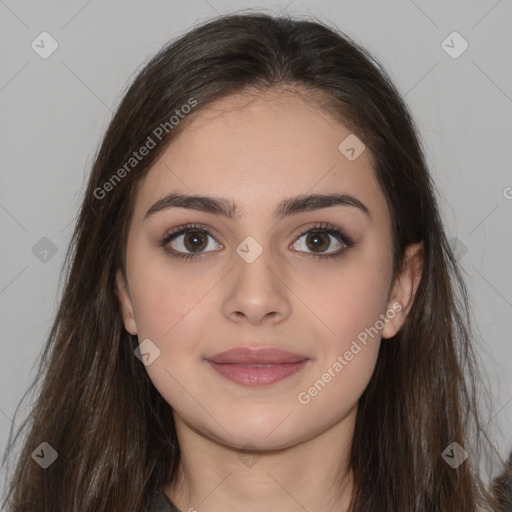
left=296, top=343, right=379, bottom=422
left=128, top=242, right=208, bottom=335
left=295, top=256, right=390, bottom=412
left=129, top=264, right=212, bottom=416
left=126, top=252, right=217, bottom=397
left=311, top=257, right=391, bottom=351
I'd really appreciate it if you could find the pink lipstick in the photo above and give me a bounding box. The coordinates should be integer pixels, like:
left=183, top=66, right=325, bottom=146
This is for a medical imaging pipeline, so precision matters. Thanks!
left=205, top=347, right=310, bottom=386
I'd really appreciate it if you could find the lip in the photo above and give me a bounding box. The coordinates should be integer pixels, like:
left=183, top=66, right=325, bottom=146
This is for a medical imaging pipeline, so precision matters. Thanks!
left=205, top=347, right=310, bottom=386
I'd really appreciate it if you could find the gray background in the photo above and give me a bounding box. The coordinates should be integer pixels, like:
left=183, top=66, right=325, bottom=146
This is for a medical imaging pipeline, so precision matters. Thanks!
left=1, top=0, right=511, bottom=496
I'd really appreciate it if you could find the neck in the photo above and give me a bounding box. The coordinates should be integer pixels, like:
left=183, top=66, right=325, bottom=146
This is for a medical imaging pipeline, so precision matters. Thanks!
left=165, top=406, right=357, bottom=512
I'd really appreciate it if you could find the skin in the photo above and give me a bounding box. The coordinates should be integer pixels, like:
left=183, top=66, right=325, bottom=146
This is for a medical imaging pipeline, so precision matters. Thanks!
left=116, top=87, right=423, bottom=512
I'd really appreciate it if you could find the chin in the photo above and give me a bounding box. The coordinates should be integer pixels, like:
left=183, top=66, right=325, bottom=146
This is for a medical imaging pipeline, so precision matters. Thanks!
left=201, top=413, right=314, bottom=452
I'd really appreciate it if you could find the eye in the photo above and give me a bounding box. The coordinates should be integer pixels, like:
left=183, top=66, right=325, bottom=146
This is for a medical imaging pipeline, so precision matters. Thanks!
left=160, top=223, right=223, bottom=260
left=160, top=222, right=354, bottom=260
left=291, top=222, right=354, bottom=260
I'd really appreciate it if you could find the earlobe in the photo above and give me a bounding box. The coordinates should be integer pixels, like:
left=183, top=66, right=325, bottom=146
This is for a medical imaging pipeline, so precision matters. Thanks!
left=382, top=242, right=423, bottom=339
left=115, top=269, right=138, bottom=335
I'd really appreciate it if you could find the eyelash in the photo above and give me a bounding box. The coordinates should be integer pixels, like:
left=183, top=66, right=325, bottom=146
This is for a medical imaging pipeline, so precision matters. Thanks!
left=160, top=222, right=355, bottom=261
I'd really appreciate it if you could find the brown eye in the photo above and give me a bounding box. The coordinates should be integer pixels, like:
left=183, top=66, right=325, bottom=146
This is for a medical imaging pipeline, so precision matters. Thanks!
left=182, top=231, right=208, bottom=252
left=292, top=230, right=345, bottom=257
left=161, top=224, right=223, bottom=259
left=168, top=229, right=219, bottom=254
left=304, top=231, right=331, bottom=252
left=290, top=222, right=355, bottom=260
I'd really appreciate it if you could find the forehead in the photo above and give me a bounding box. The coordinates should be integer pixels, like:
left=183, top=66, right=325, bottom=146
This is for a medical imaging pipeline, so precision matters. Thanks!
left=133, top=88, right=387, bottom=223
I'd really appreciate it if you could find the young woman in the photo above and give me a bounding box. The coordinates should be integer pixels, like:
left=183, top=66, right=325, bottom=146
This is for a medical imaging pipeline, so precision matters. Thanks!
left=2, top=12, right=510, bottom=512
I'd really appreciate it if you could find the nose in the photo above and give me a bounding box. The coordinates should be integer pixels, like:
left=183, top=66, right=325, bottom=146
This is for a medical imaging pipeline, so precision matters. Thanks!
left=221, top=242, right=292, bottom=326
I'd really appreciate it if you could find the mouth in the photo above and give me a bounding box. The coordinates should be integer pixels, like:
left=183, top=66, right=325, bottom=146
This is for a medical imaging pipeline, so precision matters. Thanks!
left=205, top=347, right=310, bottom=386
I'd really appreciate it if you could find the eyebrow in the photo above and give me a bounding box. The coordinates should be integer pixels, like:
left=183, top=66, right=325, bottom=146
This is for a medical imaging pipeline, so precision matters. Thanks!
left=144, top=192, right=371, bottom=222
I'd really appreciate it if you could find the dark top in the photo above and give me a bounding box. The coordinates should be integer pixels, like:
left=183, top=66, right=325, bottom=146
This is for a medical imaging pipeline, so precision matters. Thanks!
left=148, top=486, right=181, bottom=512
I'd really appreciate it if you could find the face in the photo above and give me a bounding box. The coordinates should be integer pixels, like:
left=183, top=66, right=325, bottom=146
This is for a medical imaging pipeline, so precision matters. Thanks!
left=116, top=87, right=422, bottom=451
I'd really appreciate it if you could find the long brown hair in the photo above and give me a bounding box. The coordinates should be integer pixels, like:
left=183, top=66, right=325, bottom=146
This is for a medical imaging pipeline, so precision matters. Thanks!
left=2, top=11, right=508, bottom=511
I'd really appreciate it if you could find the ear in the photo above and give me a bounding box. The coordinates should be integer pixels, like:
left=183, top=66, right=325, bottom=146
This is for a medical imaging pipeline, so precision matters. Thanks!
left=115, top=269, right=138, bottom=335
left=382, top=242, right=423, bottom=339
